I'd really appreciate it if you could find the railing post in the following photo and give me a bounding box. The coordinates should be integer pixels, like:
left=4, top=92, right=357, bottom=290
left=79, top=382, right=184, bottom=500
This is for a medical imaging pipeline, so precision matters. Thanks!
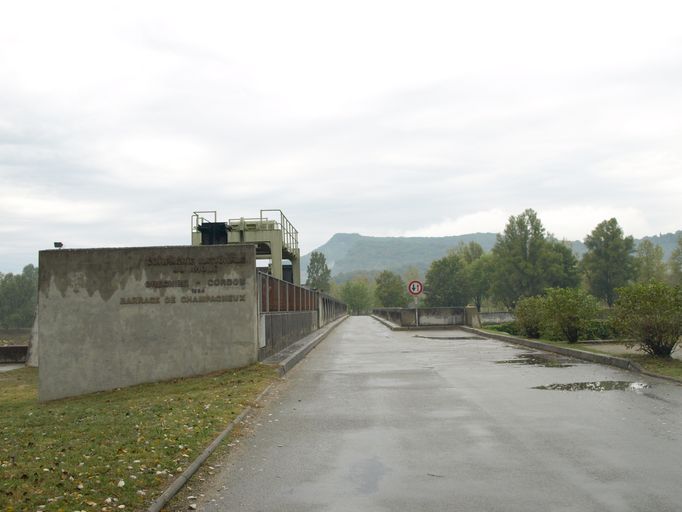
left=264, top=276, right=270, bottom=313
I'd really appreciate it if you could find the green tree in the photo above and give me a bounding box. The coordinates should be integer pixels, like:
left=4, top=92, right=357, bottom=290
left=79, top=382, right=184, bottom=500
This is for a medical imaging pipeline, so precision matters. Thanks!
left=451, top=241, right=484, bottom=264
left=450, top=241, right=492, bottom=310
left=668, top=236, right=682, bottom=286
left=339, top=278, right=373, bottom=315
left=464, top=252, right=493, bottom=311
left=542, top=287, right=600, bottom=343
left=374, top=271, right=409, bottom=307
left=0, top=264, right=39, bottom=328
left=305, top=251, right=331, bottom=292
left=635, top=239, right=667, bottom=283
left=582, top=218, right=635, bottom=306
left=490, top=209, right=576, bottom=308
left=544, top=240, right=580, bottom=289
left=424, top=253, right=470, bottom=307
left=514, top=296, right=544, bottom=338
left=612, top=282, right=682, bottom=357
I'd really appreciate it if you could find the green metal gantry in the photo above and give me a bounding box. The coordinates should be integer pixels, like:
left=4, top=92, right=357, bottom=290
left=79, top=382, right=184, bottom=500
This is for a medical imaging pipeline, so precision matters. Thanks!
left=191, top=209, right=301, bottom=285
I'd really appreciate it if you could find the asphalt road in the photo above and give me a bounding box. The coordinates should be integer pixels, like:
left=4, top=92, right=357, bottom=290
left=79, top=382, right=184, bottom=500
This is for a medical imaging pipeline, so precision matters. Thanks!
left=198, top=316, right=682, bottom=512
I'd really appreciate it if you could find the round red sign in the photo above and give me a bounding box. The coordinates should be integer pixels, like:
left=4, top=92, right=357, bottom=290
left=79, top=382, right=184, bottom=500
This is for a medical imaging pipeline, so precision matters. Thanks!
left=407, top=280, right=423, bottom=296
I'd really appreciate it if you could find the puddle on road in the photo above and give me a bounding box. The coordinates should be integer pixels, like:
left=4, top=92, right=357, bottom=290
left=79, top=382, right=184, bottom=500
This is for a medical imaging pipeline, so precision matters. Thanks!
left=533, top=381, right=650, bottom=391
left=496, top=353, right=576, bottom=368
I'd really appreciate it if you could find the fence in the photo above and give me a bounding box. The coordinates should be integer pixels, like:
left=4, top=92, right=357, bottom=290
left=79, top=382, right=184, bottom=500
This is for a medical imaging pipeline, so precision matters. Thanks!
left=258, top=273, right=347, bottom=359
left=259, top=273, right=317, bottom=313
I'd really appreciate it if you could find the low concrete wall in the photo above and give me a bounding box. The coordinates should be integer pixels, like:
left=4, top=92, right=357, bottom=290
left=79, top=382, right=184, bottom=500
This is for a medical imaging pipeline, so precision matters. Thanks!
left=416, top=307, right=465, bottom=326
left=0, top=345, right=28, bottom=363
left=480, top=311, right=514, bottom=324
left=38, top=245, right=259, bottom=401
left=374, top=307, right=466, bottom=327
left=258, top=311, right=318, bottom=360
left=372, top=308, right=403, bottom=325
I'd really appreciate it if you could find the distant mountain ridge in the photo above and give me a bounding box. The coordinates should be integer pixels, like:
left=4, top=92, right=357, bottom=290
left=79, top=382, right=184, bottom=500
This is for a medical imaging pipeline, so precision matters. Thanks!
left=301, top=230, right=682, bottom=282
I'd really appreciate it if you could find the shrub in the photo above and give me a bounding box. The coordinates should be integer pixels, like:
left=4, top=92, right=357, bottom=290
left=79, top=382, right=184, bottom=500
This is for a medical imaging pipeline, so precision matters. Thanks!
left=612, top=282, right=682, bottom=357
left=514, top=296, right=544, bottom=338
left=581, top=319, right=614, bottom=340
left=541, top=288, right=600, bottom=343
left=486, top=321, right=519, bottom=336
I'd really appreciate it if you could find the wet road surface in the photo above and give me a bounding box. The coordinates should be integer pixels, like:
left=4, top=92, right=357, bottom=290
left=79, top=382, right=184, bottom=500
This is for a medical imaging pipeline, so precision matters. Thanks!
left=198, top=316, right=682, bottom=511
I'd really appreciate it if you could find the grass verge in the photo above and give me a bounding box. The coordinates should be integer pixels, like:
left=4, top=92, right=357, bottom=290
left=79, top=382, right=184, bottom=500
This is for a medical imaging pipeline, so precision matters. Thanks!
left=0, top=364, right=277, bottom=512
left=628, top=355, right=682, bottom=381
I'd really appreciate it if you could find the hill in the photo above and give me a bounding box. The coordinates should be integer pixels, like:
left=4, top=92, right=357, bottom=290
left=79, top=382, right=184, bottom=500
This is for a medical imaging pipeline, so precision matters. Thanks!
left=301, top=230, right=682, bottom=283
left=301, top=232, right=498, bottom=281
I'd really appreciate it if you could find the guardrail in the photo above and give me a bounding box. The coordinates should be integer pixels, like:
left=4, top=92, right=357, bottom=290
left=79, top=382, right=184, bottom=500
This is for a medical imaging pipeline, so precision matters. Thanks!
left=191, top=210, right=217, bottom=238
left=257, top=272, right=347, bottom=359
left=259, top=272, right=316, bottom=312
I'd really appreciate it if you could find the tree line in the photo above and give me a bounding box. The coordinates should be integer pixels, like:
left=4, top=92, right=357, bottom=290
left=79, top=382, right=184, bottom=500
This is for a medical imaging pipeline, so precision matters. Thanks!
left=0, top=265, right=38, bottom=329
left=305, top=209, right=682, bottom=356
left=307, top=208, right=682, bottom=313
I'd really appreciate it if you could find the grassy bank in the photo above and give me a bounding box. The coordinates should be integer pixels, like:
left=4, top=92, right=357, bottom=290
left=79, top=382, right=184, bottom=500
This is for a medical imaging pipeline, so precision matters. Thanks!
left=482, top=327, right=682, bottom=382
left=0, top=365, right=277, bottom=512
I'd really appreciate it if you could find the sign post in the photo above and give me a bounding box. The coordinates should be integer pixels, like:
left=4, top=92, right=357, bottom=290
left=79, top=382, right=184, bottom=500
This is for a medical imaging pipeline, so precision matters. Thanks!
left=407, top=280, right=424, bottom=327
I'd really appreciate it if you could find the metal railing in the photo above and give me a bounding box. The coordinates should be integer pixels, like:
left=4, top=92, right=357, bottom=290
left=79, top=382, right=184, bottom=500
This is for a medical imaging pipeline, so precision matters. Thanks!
left=258, top=272, right=347, bottom=319
left=261, top=209, right=298, bottom=252
left=259, top=272, right=316, bottom=313
left=191, top=210, right=217, bottom=239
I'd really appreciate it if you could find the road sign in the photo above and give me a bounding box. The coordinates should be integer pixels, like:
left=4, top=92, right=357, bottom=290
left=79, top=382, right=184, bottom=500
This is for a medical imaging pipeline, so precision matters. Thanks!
left=407, top=280, right=423, bottom=296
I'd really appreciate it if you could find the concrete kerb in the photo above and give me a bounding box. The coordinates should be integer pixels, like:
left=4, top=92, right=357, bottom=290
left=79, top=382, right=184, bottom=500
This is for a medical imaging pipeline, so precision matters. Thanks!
left=372, top=315, right=681, bottom=385
left=266, top=315, right=350, bottom=376
left=459, top=326, right=682, bottom=385
left=370, top=315, right=464, bottom=331
left=148, top=315, right=349, bottom=511
left=371, top=315, right=404, bottom=331
left=147, top=383, right=274, bottom=512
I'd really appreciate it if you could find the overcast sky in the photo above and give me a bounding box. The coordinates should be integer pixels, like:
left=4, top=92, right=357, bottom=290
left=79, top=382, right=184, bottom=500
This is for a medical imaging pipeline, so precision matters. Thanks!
left=2, top=1, right=682, bottom=273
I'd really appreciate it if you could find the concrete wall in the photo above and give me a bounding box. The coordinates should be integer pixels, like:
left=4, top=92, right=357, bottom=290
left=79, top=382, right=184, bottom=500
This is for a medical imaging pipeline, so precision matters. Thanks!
left=405, top=307, right=465, bottom=327
left=480, top=311, right=514, bottom=324
left=26, top=319, right=39, bottom=367
left=372, top=308, right=403, bottom=325
left=37, top=245, right=258, bottom=401
left=374, top=307, right=466, bottom=327
left=0, top=345, right=28, bottom=363
left=258, top=311, right=318, bottom=360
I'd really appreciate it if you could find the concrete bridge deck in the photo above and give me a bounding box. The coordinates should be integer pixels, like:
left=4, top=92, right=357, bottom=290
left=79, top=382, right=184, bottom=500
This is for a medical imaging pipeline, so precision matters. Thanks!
left=194, top=316, right=682, bottom=511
